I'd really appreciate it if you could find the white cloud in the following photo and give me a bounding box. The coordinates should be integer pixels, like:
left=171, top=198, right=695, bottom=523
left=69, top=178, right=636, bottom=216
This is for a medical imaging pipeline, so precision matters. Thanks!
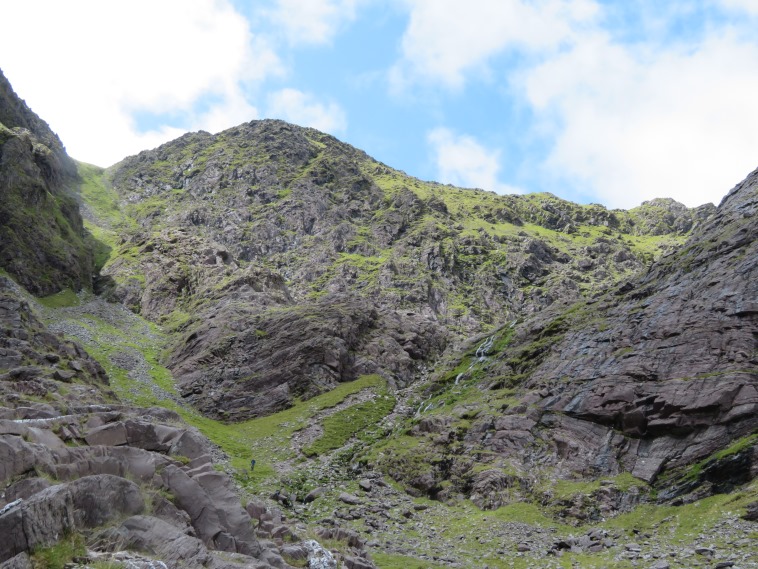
left=266, top=88, right=347, bottom=134
left=719, top=0, right=758, bottom=15
left=427, top=128, right=521, bottom=194
left=0, top=0, right=282, bottom=166
left=266, top=0, right=360, bottom=45
left=391, top=0, right=598, bottom=90
left=523, top=31, right=758, bottom=208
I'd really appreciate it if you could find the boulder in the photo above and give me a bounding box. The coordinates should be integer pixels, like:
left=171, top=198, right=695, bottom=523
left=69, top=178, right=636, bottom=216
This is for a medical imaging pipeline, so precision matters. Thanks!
left=169, top=429, right=213, bottom=460
left=14, top=485, right=74, bottom=561
left=68, top=474, right=144, bottom=527
left=85, top=422, right=128, bottom=446
left=0, top=505, right=28, bottom=563
left=339, top=493, right=362, bottom=505
left=303, top=539, right=336, bottom=569
left=124, top=419, right=182, bottom=452
left=5, top=477, right=51, bottom=502
left=344, top=556, right=375, bottom=569
left=0, top=435, right=54, bottom=484
left=304, top=487, right=325, bottom=503
left=115, top=516, right=270, bottom=569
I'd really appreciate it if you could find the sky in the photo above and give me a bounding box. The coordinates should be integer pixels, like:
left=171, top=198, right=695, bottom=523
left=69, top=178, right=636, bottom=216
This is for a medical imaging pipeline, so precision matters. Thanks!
left=2, top=1, right=758, bottom=210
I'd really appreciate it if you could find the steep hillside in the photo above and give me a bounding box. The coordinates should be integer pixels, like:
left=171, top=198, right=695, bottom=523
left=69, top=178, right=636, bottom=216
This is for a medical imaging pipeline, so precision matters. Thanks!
left=0, top=73, right=373, bottom=569
left=91, top=120, right=711, bottom=420
left=367, top=165, right=758, bottom=514
left=0, top=69, right=95, bottom=295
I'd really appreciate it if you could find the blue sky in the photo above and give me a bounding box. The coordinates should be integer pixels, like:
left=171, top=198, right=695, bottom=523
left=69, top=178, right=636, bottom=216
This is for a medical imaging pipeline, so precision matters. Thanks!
left=2, top=0, right=758, bottom=209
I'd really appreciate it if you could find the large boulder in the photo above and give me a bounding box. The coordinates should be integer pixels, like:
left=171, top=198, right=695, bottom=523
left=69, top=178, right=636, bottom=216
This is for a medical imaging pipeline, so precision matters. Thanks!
left=111, top=516, right=272, bottom=569
left=0, top=435, right=54, bottom=485
left=0, top=475, right=144, bottom=563
left=68, top=474, right=144, bottom=527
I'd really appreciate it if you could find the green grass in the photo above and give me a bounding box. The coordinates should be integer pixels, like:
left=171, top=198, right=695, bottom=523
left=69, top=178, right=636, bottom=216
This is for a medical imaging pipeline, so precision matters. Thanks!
left=605, top=482, right=757, bottom=540
left=372, top=553, right=443, bottom=569
left=548, top=472, right=645, bottom=501
left=77, top=162, right=124, bottom=226
left=303, top=381, right=396, bottom=456
left=38, top=288, right=81, bottom=308
left=212, top=374, right=389, bottom=471
left=41, top=292, right=392, bottom=489
left=31, top=533, right=86, bottom=569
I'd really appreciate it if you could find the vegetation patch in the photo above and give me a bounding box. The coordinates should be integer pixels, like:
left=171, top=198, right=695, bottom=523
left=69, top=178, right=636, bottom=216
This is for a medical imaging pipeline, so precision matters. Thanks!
left=371, top=553, right=441, bottom=569
left=303, top=378, right=396, bottom=456
left=38, top=288, right=81, bottom=308
left=31, top=533, right=86, bottom=569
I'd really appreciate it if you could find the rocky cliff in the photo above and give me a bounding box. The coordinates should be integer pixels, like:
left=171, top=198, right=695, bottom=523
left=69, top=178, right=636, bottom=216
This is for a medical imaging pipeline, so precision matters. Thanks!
left=368, top=165, right=757, bottom=518
left=0, top=69, right=95, bottom=295
left=94, top=119, right=712, bottom=420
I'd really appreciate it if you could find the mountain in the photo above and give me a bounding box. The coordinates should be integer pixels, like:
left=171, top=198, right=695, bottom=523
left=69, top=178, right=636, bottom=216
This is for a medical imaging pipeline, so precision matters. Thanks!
left=0, top=71, right=95, bottom=295
left=369, top=165, right=758, bottom=512
left=93, top=120, right=713, bottom=421
left=0, top=68, right=756, bottom=569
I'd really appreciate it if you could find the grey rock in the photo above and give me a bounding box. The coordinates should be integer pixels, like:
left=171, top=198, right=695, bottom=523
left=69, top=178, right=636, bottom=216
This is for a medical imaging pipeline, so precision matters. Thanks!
left=304, top=487, right=325, bottom=503
left=68, top=474, right=144, bottom=527
left=161, top=464, right=225, bottom=547
left=339, top=492, right=362, bottom=505
left=344, top=556, right=375, bottom=569
left=0, top=552, right=32, bottom=569
left=5, top=477, right=51, bottom=502
left=303, top=539, right=336, bottom=569
left=85, top=422, right=128, bottom=446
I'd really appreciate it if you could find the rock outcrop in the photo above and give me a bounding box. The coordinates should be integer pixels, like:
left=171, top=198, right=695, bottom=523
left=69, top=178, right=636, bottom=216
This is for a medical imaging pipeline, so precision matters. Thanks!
left=0, top=276, right=111, bottom=411
left=1, top=69, right=755, bottom=567
left=373, top=164, right=758, bottom=511
left=0, top=403, right=303, bottom=567
left=0, top=69, right=95, bottom=295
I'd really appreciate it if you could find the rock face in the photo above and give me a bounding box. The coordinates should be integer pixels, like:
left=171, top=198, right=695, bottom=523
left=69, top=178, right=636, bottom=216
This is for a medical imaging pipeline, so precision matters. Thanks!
left=0, top=404, right=301, bottom=567
left=374, top=165, right=757, bottom=508
left=0, top=474, right=144, bottom=562
left=527, top=167, right=758, bottom=479
left=97, top=119, right=707, bottom=419
left=1, top=69, right=755, bottom=567
left=0, top=69, right=95, bottom=295
left=170, top=293, right=447, bottom=419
